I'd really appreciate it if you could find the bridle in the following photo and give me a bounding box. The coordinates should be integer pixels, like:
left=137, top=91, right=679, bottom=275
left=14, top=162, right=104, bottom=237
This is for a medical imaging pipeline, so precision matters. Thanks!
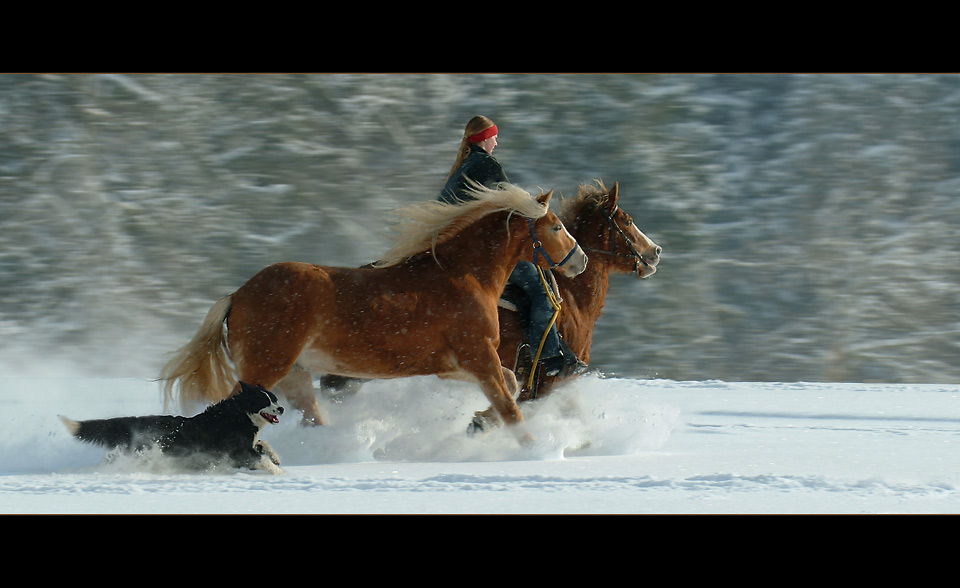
left=582, top=203, right=649, bottom=275
left=527, top=217, right=581, bottom=270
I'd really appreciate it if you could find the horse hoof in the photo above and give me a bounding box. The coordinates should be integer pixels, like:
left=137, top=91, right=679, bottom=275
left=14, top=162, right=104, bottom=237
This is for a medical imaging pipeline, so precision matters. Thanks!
left=467, top=412, right=501, bottom=436
left=466, top=416, right=486, bottom=437
left=517, top=431, right=536, bottom=447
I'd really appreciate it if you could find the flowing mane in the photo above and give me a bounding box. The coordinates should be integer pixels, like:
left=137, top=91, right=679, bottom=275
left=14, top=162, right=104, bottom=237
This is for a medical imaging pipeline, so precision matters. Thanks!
left=375, top=182, right=548, bottom=268
left=558, top=180, right=612, bottom=226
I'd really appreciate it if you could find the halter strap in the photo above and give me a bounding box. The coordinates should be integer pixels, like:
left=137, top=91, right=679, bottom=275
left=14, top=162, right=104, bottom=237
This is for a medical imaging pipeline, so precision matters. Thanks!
left=527, top=218, right=579, bottom=269
left=583, top=203, right=649, bottom=273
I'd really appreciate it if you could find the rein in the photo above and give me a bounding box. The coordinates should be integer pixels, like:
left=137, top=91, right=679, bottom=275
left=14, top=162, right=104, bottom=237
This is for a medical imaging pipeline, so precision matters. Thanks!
left=524, top=216, right=573, bottom=388
left=582, top=203, right=649, bottom=275
left=527, top=265, right=562, bottom=389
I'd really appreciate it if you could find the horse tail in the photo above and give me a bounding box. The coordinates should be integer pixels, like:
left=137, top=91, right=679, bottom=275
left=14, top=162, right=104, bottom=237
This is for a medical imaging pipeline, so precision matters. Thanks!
left=159, top=295, right=238, bottom=412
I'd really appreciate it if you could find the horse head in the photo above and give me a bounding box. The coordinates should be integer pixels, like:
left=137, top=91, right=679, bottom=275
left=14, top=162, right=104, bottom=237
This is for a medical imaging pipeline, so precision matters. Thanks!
left=528, top=189, right=588, bottom=278
left=573, top=181, right=661, bottom=279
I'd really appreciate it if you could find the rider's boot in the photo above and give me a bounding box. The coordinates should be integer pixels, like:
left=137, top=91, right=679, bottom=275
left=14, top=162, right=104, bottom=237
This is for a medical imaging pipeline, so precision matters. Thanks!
left=543, top=338, right=588, bottom=377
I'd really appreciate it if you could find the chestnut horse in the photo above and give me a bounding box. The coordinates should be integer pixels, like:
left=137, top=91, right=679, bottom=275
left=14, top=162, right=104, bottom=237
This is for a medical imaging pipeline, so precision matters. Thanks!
left=498, top=180, right=661, bottom=403
left=159, top=184, right=587, bottom=441
left=323, top=181, right=661, bottom=408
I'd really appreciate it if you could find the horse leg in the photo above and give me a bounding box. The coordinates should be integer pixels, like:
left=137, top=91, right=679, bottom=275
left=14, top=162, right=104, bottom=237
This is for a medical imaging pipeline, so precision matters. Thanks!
left=502, top=366, right=519, bottom=399
left=466, top=348, right=533, bottom=444
left=272, top=364, right=325, bottom=426
left=469, top=366, right=520, bottom=432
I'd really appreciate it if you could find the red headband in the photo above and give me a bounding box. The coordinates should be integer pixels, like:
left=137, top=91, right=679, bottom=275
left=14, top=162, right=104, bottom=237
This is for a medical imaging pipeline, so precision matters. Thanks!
left=466, top=125, right=498, bottom=144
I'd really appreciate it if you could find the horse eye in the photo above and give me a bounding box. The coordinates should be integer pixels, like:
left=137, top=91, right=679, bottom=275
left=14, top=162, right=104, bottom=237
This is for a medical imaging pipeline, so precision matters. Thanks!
left=552, top=224, right=563, bottom=232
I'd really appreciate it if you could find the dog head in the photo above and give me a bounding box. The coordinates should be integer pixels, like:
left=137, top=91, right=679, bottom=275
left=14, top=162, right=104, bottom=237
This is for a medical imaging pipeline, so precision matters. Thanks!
left=235, top=381, right=284, bottom=428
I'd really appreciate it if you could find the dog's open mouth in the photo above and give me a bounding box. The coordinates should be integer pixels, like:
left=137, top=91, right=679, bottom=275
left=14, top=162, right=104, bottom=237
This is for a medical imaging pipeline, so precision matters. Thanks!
left=261, top=411, right=280, bottom=424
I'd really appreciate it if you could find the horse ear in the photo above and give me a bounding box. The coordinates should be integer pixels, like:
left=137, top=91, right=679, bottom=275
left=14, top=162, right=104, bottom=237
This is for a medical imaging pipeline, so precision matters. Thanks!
left=537, top=189, right=554, bottom=205
left=609, top=181, right=620, bottom=205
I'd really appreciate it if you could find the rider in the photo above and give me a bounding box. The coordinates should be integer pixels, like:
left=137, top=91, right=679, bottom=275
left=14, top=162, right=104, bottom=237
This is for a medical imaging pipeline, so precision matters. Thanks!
left=439, top=115, right=586, bottom=378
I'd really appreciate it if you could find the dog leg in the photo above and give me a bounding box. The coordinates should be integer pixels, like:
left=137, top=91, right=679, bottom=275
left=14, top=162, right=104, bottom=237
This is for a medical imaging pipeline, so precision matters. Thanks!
left=256, top=440, right=282, bottom=466
left=256, top=454, right=285, bottom=475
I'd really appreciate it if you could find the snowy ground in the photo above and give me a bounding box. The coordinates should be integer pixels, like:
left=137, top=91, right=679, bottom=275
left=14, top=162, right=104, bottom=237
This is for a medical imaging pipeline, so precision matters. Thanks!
left=1, top=374, right=958, bottom=514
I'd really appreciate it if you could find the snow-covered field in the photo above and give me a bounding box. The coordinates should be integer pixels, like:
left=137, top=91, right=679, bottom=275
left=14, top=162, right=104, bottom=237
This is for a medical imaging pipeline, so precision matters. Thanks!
left=1, top=374, right=957, bottom=514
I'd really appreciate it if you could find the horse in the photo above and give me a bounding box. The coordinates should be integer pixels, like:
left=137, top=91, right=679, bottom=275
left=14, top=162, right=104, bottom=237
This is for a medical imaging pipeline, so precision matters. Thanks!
left=158, top=183, right=587, bottom=442
left=497, top=180, right=661, bottom=403
left=320, top=180, right=661, bottom=431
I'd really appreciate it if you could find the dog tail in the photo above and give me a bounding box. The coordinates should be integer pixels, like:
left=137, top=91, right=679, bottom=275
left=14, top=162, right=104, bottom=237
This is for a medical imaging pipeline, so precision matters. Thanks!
left=59, top=415, right=135, bottom=448
left=60, top=415, right=81, bottom=436
left=159, top=295, right=238, bottom=413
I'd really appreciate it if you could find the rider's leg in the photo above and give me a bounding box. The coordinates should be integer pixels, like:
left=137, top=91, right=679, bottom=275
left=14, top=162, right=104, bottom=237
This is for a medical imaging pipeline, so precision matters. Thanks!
left=507, top=262, right=586, bottom=377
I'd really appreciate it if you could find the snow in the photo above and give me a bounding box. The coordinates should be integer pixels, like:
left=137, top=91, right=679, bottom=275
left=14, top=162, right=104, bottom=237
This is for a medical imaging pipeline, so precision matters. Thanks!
left=1, top=374, right=958, bottom=514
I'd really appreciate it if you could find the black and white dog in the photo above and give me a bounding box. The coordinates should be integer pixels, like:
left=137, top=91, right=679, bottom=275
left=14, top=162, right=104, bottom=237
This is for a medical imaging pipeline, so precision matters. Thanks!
left=61, top=381, right=285, bottom=474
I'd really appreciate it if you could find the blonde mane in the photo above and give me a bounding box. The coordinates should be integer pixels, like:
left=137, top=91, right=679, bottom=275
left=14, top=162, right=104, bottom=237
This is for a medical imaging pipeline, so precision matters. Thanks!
left=375, top=182, right=548, bottom=268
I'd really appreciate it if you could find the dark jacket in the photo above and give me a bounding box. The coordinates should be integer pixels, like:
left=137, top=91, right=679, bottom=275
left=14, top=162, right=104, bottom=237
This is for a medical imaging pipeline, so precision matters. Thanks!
left=438, top=144, right=509, bottom=204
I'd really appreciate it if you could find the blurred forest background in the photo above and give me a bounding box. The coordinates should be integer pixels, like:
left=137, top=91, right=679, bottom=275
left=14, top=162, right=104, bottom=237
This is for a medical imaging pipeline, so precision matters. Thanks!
left=1, top=73, right=958, bottom=384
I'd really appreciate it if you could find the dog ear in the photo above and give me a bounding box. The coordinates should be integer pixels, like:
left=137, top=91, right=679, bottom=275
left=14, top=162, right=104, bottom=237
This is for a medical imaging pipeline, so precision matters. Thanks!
left=264, top=388, right=280, bottom=404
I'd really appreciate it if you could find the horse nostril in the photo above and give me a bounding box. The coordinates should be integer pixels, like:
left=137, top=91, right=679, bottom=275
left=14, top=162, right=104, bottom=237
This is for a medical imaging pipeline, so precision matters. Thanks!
left=655, top=246, right=662, bottom=256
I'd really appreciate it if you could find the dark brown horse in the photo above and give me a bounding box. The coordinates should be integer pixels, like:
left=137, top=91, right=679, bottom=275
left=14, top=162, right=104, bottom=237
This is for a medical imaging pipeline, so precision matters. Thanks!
left=498, top=180, right=661, bottom=402
left=159, top=184, right=587, bottom=442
